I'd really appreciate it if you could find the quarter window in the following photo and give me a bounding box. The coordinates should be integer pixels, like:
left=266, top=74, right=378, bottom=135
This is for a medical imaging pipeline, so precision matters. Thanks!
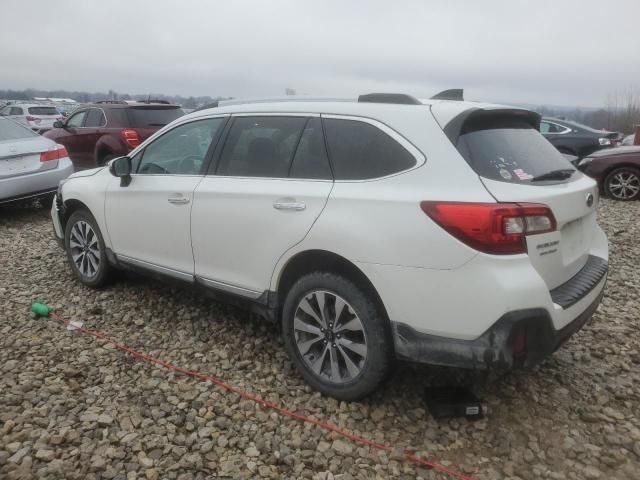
left=136, top=118, right=225, bottom=175
left=216, top=116, right=307, bottom=178
left=323, top=118, right=416, bottom=180
left=289, top=118, right=332, bottom=180
left=10, top=107, right=23, bottom=115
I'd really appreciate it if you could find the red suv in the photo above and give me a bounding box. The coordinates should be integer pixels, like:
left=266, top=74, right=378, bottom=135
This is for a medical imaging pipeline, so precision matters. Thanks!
left=44, top=101, right=184, bottom=170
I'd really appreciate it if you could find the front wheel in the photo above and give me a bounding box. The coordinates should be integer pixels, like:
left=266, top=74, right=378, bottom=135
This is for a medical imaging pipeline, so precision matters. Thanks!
left=281, top=272, right=392, bottom=400
left=64, top=209, right=113, bottom=288
left=604, top=167, right=640, bottom=201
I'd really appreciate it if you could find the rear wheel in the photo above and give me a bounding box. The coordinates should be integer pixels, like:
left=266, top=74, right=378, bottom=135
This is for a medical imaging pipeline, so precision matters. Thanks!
left=64, top=209, right=113, bottom=288
left=604, top=167, right=640, bottom=201
left=281, top=272, right=392, bottom=400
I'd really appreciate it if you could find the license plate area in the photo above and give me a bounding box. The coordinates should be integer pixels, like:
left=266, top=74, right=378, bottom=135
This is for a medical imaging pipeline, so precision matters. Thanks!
left=0, top=154, right=41, bottom=176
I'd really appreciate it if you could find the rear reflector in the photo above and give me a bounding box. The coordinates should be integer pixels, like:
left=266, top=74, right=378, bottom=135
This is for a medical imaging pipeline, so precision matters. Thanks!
left=40, top=145, right=69, bottom=162
left=420, top=202, right=557, bottom=255
left=121, top=129, right=141, bottom=149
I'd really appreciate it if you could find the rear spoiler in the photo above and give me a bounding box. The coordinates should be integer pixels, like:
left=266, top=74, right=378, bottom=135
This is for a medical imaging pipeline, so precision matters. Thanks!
left=443, top=108, right=541, bottom=145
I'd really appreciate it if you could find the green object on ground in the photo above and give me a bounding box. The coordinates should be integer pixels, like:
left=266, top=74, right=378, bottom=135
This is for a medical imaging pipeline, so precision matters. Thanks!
left=31, top=303, right=52, bottom=317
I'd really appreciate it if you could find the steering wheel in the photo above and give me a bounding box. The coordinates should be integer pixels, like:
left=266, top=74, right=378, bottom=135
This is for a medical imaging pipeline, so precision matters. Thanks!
left=177, top=155, right=202, bottom=174
left=139, top=163, right=169, bottom=174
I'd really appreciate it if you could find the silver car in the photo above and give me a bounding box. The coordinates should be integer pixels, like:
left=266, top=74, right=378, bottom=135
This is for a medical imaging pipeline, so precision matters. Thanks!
left=0, top=103, right=63, bottom=133
left=0, top=117, right=74, bottom=204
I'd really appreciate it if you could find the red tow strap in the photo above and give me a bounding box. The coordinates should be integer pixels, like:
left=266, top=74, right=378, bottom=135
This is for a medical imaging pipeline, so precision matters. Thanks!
left=50, top=312, right=477, bottom=480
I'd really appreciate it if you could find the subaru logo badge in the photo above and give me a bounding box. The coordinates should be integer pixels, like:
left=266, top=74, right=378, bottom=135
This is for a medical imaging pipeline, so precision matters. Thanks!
left=586, top=193, right=594, bottom=208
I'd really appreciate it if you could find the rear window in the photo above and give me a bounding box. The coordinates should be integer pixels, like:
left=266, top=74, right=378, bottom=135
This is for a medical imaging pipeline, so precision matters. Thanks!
left=127, top=107, right=184, bottom=128
left=0, top=118, right=38, bottom=140
left=456, top=115, right=574, bottom=183
left=28, top=107, right=59, bottom=116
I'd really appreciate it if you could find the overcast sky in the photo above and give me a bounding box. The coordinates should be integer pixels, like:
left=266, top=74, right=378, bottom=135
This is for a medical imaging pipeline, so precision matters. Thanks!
left=1, top=0, right=638, bottom=107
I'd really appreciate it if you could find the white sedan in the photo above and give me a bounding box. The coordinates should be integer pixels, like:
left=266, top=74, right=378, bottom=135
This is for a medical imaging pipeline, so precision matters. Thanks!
left=0, top=117, right=74, bottom=204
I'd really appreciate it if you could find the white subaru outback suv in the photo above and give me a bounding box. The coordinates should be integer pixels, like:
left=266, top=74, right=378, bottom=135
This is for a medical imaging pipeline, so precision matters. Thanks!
left=51, top=91, right=608, bottom=400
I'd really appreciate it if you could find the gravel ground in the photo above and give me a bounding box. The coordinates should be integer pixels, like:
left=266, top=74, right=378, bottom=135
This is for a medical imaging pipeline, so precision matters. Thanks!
left=0, top=198, right=638, bottom=480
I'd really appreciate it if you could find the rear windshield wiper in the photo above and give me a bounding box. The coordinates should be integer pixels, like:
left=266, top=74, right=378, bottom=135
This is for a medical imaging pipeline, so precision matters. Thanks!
left=530, top=169, right=575, bottom=182
left=146, top=123, right=167, bottom=127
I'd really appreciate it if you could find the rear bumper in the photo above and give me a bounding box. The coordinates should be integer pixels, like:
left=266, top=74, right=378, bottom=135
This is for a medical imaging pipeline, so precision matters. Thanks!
left=0, top=158, right=74, bottom=203
left=392, top=270, right=607, bottom=370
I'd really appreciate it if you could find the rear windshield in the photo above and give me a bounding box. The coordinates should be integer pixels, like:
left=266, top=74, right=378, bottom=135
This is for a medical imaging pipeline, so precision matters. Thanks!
left=0, top=118, right=38, bottom=141
left=456, top=116, right=574, bottom=184
left=28, top=106, right=59, bottom=116
left=127, top=107, right=183, bottom=128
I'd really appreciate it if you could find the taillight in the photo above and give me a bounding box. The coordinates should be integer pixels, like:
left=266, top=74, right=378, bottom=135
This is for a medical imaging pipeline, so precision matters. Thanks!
left=420, top=202, right=557, bottom=255
left=121, top=129, right=140, bottom=149
left=26, top=116, right=41, bottom=124
left=40, top=145, right=69, bottom=162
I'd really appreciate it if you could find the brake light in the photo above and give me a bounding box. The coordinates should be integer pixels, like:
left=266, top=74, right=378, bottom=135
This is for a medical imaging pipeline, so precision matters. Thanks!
left=121, top=129, right=140, bottom=149
left=26, top=116, right=41, bottom=124
left=40, top=145, right=69, bottom=162
left=420, top=202, right=557, bottom=255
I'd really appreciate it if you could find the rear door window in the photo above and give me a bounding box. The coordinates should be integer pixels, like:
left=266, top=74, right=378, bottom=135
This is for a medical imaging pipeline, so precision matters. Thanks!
left=216, top=116, right=307, bottom=178
left=323, top=118, right=416, bottom=180
left=127, top=107, right=184, bottom=128
left=289, top=118, right=332, bottom=180
left=9, top=107, right=23, bottom=115
left=28, top=106, right=59, bottom=116
left=456, top=115, right=574, bottom=184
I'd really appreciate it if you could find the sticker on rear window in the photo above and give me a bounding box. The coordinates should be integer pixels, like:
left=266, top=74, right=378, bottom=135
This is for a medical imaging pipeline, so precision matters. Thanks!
left=499, top=168, right=512, bottom=180
left=513, top=168, right=533, bottom=181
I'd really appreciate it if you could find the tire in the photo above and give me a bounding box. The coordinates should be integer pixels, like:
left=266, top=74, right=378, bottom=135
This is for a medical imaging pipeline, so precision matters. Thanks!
left=64, top=209, right=113, bottom=288
left=281, top=272, right=392, bottom=400
left=604, top=167, right=640, bottom=201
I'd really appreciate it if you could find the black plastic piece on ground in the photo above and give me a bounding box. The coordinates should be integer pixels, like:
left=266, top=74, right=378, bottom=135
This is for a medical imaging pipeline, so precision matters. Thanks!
left=357, top=93, right=422, bottom=105
left=424, top=386, right=483, bottom=420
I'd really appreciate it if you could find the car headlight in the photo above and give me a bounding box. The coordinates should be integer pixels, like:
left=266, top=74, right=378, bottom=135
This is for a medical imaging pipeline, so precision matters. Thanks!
left=578, top=157, right=594, bottom=167
left=598, top=137, right=611, bottom=146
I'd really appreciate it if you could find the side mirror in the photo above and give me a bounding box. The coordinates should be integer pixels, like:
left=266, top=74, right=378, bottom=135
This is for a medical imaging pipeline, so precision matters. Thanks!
left=109, top=156, right=132, bottom=186
left=53, top=120, right=64, bottom=128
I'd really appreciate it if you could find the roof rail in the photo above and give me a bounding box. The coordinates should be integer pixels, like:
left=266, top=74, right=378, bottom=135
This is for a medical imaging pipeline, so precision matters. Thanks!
left=430, top=89, right=464, bottom=101
left=358, top=93, right=421, bottom=105
left=95, top=100, right=128, bottom=104
left=137, top=99, right=171, bottom=105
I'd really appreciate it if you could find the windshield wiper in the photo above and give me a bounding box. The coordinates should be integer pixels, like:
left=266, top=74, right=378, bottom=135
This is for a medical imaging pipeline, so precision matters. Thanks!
left=531, top=168, right=575, bottom=182
left=147, top=123, right=167, bottom=127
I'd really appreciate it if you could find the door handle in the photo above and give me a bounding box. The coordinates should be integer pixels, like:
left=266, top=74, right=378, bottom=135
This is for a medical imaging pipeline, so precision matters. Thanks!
left=273, top=201, right=306, bottom=211
left=168, top=195, right=190, bottom=205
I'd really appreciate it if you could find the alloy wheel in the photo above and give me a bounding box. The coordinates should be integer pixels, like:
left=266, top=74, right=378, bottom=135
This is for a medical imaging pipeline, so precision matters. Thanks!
left=293, top=290, right=368, bottom=384
left=609, top=171, right=640, bottom=200
left=69, top=220, right=101, bottom=278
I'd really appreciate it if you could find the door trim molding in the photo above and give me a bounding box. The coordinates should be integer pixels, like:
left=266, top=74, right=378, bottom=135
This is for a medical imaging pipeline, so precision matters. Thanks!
left=116, top=254, right=194, bottom=282
left=196, top=276, right=262, bottom=299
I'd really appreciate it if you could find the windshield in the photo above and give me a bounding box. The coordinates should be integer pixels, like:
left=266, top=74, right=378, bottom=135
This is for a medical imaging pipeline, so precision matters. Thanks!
left=127, top=107, right=183, bottom=128
left=456, top=115, right=575, bottom=184
left=0, top=117, right=38, bottom=141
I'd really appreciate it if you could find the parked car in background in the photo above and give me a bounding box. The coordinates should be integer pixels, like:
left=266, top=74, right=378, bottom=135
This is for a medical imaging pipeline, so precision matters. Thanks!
left=577, top=146, right=640, bottom=201
left=540, top=117, right=619, bottom=158
left=0, top=117, right=74, bottom=204
left=44, top=101, right=184, bottom=170
left=621, top=133, right=638, bottom=146
left=51, top=93, right=608, bottom=400
left=0, top=103, right=63, bottom=133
